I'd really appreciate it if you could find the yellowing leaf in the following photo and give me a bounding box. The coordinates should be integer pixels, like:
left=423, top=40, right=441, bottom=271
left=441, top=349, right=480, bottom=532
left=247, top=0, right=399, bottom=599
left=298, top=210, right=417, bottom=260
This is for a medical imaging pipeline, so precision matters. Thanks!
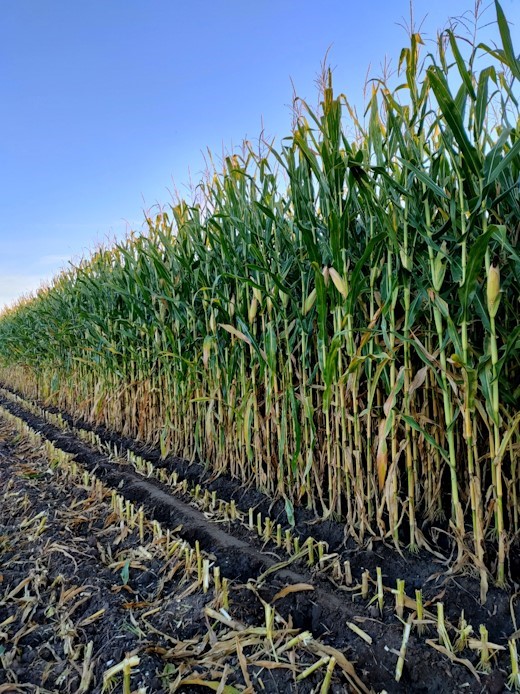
left=219, top=323, right=251, bottom=346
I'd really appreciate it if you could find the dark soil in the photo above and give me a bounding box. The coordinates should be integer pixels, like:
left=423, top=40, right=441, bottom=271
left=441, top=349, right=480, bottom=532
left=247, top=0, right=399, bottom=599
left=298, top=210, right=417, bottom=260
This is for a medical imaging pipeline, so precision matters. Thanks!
left=0, top=388, right=518, bottom=693
left=0, top=416, right=329, bottom=694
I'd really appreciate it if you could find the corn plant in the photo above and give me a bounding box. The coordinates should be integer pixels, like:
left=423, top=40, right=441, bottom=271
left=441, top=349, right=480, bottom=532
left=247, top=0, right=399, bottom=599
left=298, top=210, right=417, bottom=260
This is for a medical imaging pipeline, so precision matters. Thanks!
left=0, top=1, right=518, bottom=596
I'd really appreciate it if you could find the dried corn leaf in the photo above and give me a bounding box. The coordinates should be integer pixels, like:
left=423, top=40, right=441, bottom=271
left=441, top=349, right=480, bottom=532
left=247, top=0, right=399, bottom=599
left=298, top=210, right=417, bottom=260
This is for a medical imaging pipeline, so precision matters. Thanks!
left=272, top=583, right=314, bottom=602
left=307, top=641, right=369, bottom=694
left=425, top=639, right=480, bottom=681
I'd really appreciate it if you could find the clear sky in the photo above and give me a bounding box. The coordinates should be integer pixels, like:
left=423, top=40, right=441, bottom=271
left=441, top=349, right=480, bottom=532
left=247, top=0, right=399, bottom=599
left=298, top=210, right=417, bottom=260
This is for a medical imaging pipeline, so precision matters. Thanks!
left=1, top=0, right=518, bottom=311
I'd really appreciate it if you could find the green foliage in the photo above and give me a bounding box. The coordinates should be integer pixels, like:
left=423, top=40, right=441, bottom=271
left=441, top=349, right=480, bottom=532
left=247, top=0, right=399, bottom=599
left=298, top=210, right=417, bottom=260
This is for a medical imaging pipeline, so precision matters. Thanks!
left=0, top=2, right=518, bottom=579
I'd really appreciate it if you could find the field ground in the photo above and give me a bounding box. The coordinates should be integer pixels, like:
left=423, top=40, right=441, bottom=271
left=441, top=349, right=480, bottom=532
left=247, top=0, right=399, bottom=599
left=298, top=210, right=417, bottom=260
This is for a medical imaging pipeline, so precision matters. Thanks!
left=0, top=388, right=518, bottom=693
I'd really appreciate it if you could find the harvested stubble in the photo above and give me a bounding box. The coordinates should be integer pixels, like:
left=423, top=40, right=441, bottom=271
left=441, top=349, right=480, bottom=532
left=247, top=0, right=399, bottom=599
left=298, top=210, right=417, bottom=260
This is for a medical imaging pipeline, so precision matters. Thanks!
left=0, top=2, right=518, bottom=600
left=0, top=409, right=367, bottom=693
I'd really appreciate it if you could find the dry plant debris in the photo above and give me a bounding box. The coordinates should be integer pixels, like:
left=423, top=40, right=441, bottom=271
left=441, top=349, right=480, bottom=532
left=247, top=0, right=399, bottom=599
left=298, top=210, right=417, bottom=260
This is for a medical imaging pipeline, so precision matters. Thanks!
left=0, top=411, right=364, bottom=693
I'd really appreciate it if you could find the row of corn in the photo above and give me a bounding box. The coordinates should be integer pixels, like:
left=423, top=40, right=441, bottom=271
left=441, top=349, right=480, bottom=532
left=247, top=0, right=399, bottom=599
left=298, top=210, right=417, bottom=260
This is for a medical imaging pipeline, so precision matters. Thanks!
left=0, top=2, right=518, bottom=596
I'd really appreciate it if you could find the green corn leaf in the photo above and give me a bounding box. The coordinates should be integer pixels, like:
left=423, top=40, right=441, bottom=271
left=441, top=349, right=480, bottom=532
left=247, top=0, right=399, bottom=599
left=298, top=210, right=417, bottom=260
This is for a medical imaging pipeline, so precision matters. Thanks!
left=495, top=0, right=520, bottom=80
left=120, top=560, right=130, bottom=585
left=284, top=495, right=295, bottom=527
left=427, top=65, right=482, bottom=180
left=459, top=226, right=497, bottom=317
left=402, top=415, right=450, bottom=463
left=448, top=31, right=476, bottom=101
left=475, top=66, right=496, bottom=139
left=484, top=135, right=520, bottom=189
left=399, top=159, right=450, bottom=200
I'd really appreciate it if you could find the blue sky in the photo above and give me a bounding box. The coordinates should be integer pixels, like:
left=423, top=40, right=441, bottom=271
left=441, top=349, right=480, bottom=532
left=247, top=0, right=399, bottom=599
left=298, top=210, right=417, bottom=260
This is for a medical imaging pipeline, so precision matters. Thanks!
left=1, top=0, right=518, bottom=310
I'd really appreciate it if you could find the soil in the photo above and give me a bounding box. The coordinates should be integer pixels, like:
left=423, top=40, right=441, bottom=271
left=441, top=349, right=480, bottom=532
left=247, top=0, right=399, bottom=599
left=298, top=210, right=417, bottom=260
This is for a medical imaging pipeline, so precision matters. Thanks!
left=0, top=387, right=518, bottom=693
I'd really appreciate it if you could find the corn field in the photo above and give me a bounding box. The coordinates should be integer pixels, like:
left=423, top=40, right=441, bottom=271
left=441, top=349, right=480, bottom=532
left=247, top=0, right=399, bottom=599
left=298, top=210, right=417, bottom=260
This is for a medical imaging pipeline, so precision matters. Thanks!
left=0, top=2, right=518, bottom=595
